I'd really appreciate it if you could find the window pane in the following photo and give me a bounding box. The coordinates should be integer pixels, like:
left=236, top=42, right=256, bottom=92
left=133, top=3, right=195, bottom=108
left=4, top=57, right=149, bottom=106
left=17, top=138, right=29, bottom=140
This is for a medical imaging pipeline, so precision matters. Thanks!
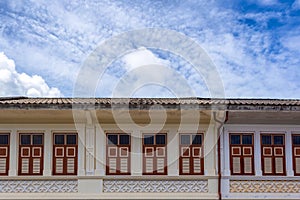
left=107, top=135, right=118, bottom=145
left=262, top=135, right=272, bottom=145
left=20, top=135, right=31, bottom=145
left=33, top=135, right=43, bottom=145
left=274, top=135, right=284, bottom=145
left=181, top=135, right=190, bottom=145
left=192, top=135, right=202, bottom=145
left=156, top=134, right=166, bottom=145
left=144, top=135, right=154, bottom=145
left=67, top=134, right=77, bottom=145
left=293, top=136, right=300, bottom=145
left=230, top=135, right=240, bottom=144
left=0, top=135, right=9, bottom=145
left=242, top=135, right=253, bottom=145
left=119, top=135, right=130, bottom=145
left=55, top=135, right=65, bottom=145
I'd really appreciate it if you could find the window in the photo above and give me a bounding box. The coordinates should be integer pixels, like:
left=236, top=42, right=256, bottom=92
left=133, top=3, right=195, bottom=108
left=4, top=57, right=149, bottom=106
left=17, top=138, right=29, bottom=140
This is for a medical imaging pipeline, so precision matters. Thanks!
left=106, top=133, right=131, bottom=175
left=292, top=134, right=300, bottom=176
left=143, top=134, right=167, bottom=175
left=179, top=134, right=204, bottom=175
left=53, top=133, right=78, bottom=175
left=0, top=134, right=9, bottom=176
left=230, top=133, right=254, bottom=175
left=261, top=134, right=285, bottom=175
left=18, top=133, right=44, bottom=175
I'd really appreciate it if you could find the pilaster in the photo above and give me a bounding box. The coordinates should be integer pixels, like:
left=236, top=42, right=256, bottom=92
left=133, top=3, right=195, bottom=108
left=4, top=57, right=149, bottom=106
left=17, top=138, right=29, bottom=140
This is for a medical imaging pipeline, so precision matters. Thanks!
left=8, top=129, right=17, bottom=176
left=167, top=128, right=179, bottom=176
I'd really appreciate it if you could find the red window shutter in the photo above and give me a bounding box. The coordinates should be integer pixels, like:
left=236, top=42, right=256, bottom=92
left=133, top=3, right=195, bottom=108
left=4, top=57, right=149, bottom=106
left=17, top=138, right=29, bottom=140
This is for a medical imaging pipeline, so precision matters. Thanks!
left=230, top=134, right=254, bottom=175
left=261, top=134, right=286, bottom=176
left=143, top=134, right=167, bottom=175
left=292, top=135, right=300, bottom=176
left=106, top=134, right=130, bottom=175
left=0, top=134, right=9, bottom=176
left=179, top=134, right=204, bottom=175
left=18, top=134, right=44, bottom=175
left=53, top=134, right=78, bottom=175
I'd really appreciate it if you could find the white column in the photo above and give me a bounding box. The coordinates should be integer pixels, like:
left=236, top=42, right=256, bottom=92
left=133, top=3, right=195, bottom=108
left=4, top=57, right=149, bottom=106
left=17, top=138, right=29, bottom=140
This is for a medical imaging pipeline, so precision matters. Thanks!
left=204, top=124, right=217, bottom=176
left=286, top=130, right=294, bottom=176
left=131, top=130, right=142, bottom=176
left=221, top=128, right=230, bottom=196
left=78, top=125, right=86, bottom=176
left=9, top=129, right=17, bottom=176
left=95, top=125, right=105, bottom=176
left=254, top=130, right=262, bottom=176
left=43, top=129, right=51, bottom=176
left=223, top=129, right=230, bottom=176
left=85, top=125, right=95, bottom=175
left=167, top=128, right=179, bottom=176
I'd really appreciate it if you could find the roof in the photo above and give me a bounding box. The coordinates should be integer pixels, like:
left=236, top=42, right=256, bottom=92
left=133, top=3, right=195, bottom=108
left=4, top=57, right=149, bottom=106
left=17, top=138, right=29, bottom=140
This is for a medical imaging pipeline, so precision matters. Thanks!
left=0, top=97, right=300, bottom=111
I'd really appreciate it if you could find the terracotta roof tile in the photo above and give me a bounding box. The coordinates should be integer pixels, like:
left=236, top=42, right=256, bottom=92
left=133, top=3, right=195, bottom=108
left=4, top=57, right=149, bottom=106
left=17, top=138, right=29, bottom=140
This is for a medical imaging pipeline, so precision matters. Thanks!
left=0, top=97, right=300, bottom=110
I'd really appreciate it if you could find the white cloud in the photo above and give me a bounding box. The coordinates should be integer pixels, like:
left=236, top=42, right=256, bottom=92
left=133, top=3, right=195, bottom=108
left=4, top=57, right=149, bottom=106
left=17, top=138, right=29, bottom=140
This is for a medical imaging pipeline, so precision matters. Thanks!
left=0, top=52, right=62, bottom=97
left=247, top=0, right=279, bottom=6
left=292, top=0, right=300, bottom=9
left=122, top=47, right=170, bottom=71
left=259, top=0, right=279, bottom=6
left=281, top=35, right=300, bottom=52
left=0, top=0, right=299, bottom=98
left=95, top=48, right=207, bottom=97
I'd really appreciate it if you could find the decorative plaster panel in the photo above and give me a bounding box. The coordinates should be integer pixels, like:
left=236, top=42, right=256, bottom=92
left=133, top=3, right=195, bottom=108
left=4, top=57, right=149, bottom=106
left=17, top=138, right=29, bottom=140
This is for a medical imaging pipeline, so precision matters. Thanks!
left=230, top=180, right=300, bottom=193
left=0, top=180, right=78, bottom=193
left=103, top=180, right=208, bottom=193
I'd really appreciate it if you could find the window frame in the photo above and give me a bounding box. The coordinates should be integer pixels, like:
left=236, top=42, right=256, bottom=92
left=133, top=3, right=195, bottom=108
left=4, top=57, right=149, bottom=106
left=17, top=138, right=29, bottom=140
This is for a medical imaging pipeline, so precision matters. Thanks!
left=18, top=133, right=44, bottom=176
left=0, top=133, right=10, bottom=176
left=229, top=133, right=254, bottom=175
left=142, top=133, right=167, bottom=175
left=106, top=133, right=131, bottom=175
left=292, top=134, right=300, bottom=176
left=261, top=134, right=286, bottom=176
left=52, top=133, right=78, bottom=176
left=179, top=133, right=204, bottom=175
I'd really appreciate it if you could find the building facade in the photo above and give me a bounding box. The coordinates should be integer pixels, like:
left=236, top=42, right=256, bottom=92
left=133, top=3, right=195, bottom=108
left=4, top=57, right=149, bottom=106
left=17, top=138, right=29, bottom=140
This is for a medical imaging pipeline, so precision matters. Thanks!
left=0, top=97, right=299, bottom=199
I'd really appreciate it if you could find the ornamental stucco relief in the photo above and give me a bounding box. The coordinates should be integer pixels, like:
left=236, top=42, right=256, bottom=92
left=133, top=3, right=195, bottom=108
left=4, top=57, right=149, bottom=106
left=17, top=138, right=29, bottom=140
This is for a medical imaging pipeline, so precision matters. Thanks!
left=0, top=180, right=78, bottom=193
left=103, top=180, right=208, bottom=193
left=230, top=180, right=300, bottom=193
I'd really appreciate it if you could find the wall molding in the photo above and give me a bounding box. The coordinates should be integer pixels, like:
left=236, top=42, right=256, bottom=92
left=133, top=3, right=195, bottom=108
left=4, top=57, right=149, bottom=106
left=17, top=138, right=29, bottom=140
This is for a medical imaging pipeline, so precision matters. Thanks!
left=103, top=180, right=208, bottom=193
left=230, top=180, right=300, bottom=193
left=0, top=180, right=78, bottom=193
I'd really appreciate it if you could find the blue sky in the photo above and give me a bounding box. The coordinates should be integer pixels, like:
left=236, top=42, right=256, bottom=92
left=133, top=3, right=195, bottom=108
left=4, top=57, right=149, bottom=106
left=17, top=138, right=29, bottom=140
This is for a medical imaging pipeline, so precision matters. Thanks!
left=0, top=0, right=299, bottom=98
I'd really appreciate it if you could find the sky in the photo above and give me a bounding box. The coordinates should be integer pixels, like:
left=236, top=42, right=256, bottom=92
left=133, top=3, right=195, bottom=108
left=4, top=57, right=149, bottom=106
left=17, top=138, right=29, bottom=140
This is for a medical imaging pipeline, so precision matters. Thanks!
left=0, top=0, right=299, bottom=98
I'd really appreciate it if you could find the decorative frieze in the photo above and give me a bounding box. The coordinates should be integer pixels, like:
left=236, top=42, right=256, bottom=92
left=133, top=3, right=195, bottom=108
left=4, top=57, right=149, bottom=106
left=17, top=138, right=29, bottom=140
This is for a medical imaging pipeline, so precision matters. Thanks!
left=0, top=180, right=78, bottom=193
left=103, top=180, right=208, bottom=193
left=230, top=180, right=300, bottom=193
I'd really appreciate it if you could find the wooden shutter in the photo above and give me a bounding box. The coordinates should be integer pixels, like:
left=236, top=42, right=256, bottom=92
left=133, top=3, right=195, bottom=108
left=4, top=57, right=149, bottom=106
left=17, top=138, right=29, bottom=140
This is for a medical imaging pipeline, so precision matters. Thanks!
left=292, top=135, right=300, bottom=176
left=179, top=134, right=204, bottom=175
left=18, top=134, right=43, bottom=175
left=263, top=157, right=272, bottom=174
left=295, top=157, right=300, bottom=174
left=0, top=134, right=9, bottom=176
left=106, top=134, right=130, bottom=175
left=143, top=134, right=167, bottom=175
left=244, top=157, right=252, bottom=174
left=261, top=134, right=285, bottom=176
left=53, top=134, right=77, bottom=175
left=230, top=134, right=254, bottom=175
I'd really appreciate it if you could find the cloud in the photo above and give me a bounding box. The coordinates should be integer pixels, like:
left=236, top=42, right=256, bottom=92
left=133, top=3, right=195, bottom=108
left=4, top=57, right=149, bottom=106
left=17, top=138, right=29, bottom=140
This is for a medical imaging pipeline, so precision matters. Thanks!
left=292, top=0, right=300, bottom=9
left=122, top=47, right=170, bottom=71
left=258, top=0, right=279, bottom=6
left=0, top=52, right=61, bottom=97
left=0, top=0, right=299, bottom=98
left=281, top=35, right=300, bottom=52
